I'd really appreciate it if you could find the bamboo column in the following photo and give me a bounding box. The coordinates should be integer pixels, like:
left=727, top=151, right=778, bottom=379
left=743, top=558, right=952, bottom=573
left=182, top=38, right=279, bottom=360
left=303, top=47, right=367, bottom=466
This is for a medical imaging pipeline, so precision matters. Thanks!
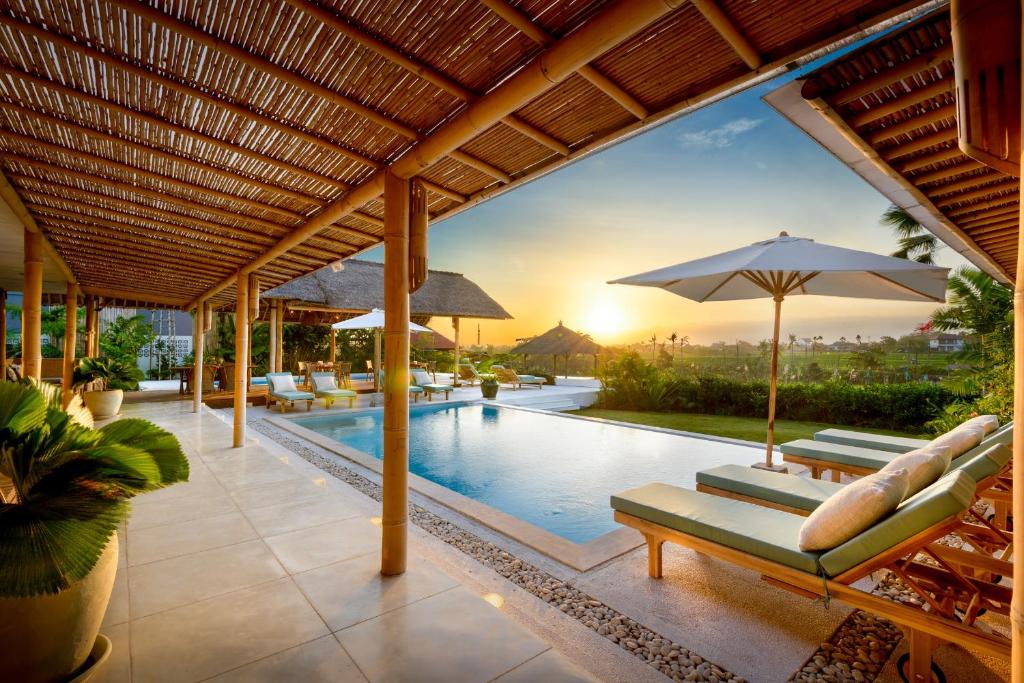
left=452, top=316, right=460, bottom=386
left=1012, top=60, right=1024, bottom=682
left=247, top=277, right=259, bottom=391
left=0, top=289, right=7, bottom=379
left=84, top=295, right=96, bottom=358
left=381, top=170, right=410, bottom=576
left=268, top=302, right=278, bottom=373
left=329, top=326, right=336, bottom=363
left=22, top=228, right=42, bottom=381
left=62, top=282, right=77, bottom=406
left=192, top=302, right=205, bottom=414
left=275, top=300, right=284, bottom=372
left=233, top=274, right=249, bottom=448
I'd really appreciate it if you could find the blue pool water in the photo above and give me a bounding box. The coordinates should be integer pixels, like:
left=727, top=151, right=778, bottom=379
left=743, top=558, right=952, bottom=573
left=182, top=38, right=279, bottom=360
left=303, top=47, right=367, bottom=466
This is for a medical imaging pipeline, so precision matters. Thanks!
left=293, top=403, right=763, bottom=543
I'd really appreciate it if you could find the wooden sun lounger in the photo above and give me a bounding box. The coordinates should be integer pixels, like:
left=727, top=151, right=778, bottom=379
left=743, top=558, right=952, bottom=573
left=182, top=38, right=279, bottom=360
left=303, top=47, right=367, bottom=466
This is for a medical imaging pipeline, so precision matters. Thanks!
left=612, top=471, right=1011, bottom=682
left=813, top=428, right=930, bottom=453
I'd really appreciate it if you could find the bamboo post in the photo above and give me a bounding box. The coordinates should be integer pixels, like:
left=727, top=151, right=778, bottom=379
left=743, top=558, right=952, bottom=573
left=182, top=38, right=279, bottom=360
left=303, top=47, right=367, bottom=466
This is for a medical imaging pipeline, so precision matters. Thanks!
left=373, top=329, right=381, bottom=393
left=233, top=274, right=248, bottom=448
left=381, top=170, right=410, bottom=576
left=22, top=228, right=42, bottom=382
left=276, top=300, right=284, bottom=372
left=62, top=282, right=77, bottom=407
left=84, top=295, right=96, bottom=358
left=0, top=289, right=7, bottom=379
left=329, top=326, right=336, bottom=363
left=1012, top=63, right=1024, bottom=682
left=268, top=303, right=278, bottom=374
left=193, top=302, right=205, bottom=413
left=452, top=316, right=460, bottom=386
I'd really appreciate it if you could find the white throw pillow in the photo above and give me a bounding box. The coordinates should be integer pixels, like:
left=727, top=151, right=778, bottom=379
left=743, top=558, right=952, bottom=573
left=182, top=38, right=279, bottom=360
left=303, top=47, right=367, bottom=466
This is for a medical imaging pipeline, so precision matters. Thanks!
left=957, top=415, right=999, bottom=436
left=311, top=374, right=335, bottom=392
left=798, top=468, right=909, bottom=552
left=930, top=425, right=985, bottom=458
left=270, top=374, right=297, bottom=393
left=878, top=445, right=951, bottom=498
left=411, top=370, right=432, bottom=385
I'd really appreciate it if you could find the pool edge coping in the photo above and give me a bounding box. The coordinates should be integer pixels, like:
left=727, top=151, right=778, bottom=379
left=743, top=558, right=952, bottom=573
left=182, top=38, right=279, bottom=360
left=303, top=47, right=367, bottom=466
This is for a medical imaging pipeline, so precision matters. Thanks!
left=264, top=408, right=645, bottom=572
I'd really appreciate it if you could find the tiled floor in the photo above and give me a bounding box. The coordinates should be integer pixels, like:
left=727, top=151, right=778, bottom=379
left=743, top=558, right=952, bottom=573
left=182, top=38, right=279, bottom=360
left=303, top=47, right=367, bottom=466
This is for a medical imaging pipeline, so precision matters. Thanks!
left=95, top=401, right=597, bottom=682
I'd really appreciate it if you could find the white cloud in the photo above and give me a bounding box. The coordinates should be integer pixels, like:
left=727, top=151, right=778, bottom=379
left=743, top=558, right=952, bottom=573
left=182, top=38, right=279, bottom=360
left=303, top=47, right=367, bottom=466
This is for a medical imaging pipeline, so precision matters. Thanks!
left=678, top=117, right=763, bottom=149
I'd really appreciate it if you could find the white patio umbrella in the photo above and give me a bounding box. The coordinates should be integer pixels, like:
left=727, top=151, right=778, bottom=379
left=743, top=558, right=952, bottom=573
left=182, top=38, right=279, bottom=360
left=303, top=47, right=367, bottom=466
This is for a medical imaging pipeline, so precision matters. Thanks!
left=610, top=232, right=949, bottom=470
left=332, top=309, right=431, bottom=392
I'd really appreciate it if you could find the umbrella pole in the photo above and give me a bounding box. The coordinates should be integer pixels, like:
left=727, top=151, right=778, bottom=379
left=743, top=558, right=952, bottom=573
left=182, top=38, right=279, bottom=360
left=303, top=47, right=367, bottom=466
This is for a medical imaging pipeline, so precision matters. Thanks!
left=762, top=294, right=785, bottom=470
left=374, top=328, right=382, bottom=393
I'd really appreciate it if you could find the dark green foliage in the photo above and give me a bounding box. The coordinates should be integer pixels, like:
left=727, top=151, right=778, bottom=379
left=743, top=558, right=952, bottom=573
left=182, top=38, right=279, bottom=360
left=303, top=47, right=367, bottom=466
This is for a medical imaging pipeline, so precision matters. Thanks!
left=599, top=353, right=963, bottom=433
left=73, top=357, right=145, bottom=392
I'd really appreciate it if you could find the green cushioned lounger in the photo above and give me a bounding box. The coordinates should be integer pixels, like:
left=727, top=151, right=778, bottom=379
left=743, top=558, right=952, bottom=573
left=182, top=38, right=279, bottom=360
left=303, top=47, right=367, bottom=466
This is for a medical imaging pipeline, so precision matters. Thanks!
left=813, top=428, right=929, bottom=453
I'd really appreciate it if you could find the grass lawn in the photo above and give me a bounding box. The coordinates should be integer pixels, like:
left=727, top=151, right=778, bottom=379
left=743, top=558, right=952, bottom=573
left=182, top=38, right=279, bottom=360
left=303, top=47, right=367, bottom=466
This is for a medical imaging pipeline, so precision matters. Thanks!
left=575, top=409, right=922, bottom=444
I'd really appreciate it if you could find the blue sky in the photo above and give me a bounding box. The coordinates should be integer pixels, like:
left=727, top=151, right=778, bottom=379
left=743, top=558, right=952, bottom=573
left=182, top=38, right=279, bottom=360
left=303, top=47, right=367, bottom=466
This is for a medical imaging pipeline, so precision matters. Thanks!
left=365, top=28, right=967, bottom=347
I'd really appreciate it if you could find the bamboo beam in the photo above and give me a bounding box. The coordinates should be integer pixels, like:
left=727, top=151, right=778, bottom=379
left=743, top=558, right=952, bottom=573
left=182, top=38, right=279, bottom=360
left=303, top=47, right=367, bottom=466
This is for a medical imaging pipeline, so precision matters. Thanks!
left=691, top=0, right=762, bottom=69
left=960, top=207, right=1020, bottom=227
left=80, top=287, right=187, bottom=309
left=476, top=0, right=651, bottom=117
left=927, top=171, right=1010, bottom=198
left=233, top=275, right=248, bottom=447
left=880, top=128, right=958, bottom=160
left=62, top=282, right=77, bottom=407
left=865, top=103, right=957, bottom=145
left=0, top=13, right=379, bottom=170
left=0, top=168, right=76, bottom=284
left=911, top=160, right=986, bottom=185
left=0, top=62, right=347, bottom=194
left=848, top=77, right=954, bottom=128
left=381, top=170, right=410, bottom=576
left=966, top=218, right=1018, bottom=236
left=289, top=0, right=574, bottom=156
left=947, top=197, right=1019, bottom=219
left=418, top=179, right=467, bottom=203
left=193, top=302, right=204, bottom=413
left=22, top=228, right=42, bottom=381
left=187, top=0, right=686, bottom=310
left=827, top=44, right=953, bottom=105
left=898, top=147, right=967, bottom=174
left=935, top=180, right=1020, bottom=209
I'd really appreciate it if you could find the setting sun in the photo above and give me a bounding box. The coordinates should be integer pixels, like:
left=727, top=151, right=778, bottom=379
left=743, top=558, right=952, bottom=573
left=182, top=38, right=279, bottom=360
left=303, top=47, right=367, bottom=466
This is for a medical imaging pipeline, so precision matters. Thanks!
left=584, top=301, right=625, bottom=339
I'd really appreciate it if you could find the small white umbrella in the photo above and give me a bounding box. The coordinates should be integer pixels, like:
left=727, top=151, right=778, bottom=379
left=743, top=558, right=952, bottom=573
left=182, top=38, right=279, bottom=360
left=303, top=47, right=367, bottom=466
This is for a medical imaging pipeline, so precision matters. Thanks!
left=333, top=309, right=431, bottom=392
left=610, top=232, right=949, bottom=470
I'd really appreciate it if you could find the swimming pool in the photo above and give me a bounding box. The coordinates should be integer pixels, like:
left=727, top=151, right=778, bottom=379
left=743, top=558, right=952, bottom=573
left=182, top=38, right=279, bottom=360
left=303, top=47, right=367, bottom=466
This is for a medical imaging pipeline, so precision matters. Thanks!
left=291, top=403, right=764, bottom=543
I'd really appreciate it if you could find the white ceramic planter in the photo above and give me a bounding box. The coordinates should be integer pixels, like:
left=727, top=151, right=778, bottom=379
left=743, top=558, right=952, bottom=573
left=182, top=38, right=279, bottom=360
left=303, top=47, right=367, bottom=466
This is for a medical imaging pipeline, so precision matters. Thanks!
left=83, top=389, right=124, bottom=419
left=0, top=535, right=118, bottom=682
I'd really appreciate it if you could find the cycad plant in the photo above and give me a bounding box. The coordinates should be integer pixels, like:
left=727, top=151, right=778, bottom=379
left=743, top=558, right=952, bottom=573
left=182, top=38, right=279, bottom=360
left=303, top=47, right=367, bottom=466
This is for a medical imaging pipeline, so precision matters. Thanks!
left=0, top=380, right=188, bottom=597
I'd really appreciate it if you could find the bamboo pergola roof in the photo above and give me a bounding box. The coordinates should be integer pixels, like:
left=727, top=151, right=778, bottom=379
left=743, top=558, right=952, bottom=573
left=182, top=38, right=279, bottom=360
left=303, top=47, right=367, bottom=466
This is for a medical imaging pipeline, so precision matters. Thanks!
left=765, top=8, right=1019, bottom=283
left=511, top=322, right=602, bottom=356
left=0, top=0, right=937, bottom=309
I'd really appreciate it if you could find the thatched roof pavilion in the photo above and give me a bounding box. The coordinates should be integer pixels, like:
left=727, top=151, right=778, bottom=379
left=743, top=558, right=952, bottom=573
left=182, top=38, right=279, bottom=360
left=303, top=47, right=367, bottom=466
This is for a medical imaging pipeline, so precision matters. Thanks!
left=261, top=259, right=510, bottom=325
left=511, top=322, right=601, bottom=376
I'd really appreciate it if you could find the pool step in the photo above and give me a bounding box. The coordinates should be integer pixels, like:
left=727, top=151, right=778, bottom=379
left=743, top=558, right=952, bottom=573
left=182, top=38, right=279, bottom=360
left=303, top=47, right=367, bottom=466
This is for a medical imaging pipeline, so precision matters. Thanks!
left=509, top=397, right=579, bottom=412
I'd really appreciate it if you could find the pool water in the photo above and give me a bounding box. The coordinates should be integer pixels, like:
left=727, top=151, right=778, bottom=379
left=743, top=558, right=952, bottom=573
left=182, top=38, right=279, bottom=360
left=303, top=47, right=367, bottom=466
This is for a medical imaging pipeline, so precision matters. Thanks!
left=294, top=403, right=763, bottom=543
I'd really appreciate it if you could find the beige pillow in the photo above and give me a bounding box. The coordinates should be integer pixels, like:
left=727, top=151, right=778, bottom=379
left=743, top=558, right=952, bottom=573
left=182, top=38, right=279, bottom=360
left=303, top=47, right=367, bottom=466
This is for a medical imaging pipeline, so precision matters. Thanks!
left=878, top=445, right=951, bottom=497
left=798, top=468, right=909, bottom=551
left=958, top=415, right=999, bottom=436
left=930, top=425, right=984, bottom=458
left=270, top=374, right=297, bottom=393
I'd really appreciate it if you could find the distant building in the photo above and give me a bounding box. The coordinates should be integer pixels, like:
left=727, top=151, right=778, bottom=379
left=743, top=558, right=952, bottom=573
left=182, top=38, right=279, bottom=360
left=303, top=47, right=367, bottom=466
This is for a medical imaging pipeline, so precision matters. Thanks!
left=927, top=333, right=965, bottom=353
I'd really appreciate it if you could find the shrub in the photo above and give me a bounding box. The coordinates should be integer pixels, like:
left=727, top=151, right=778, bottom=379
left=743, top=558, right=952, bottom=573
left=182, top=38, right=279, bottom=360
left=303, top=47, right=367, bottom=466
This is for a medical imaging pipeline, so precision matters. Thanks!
left=599, top=353, right=963, bottom=433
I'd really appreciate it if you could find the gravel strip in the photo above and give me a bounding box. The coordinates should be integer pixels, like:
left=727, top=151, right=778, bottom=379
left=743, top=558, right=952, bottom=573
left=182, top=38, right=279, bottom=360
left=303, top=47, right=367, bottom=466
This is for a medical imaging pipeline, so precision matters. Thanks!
left=250, top=417, right=745, bottom=683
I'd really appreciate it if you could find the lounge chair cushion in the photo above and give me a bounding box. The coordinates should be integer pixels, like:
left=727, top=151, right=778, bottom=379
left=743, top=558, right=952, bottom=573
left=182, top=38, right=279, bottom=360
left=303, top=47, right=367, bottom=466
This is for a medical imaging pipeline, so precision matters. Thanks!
left=930, top=425, right=985, bottom=459
left=878, top=445, right=951, bottom=498
left=422, top=384, right=453, bottom=392
left=813, top=428, right=929, bottom=453
left=818, top=470, right=975, bottom=577
left=951, top=443, right=1011, bottom=482
left=696, top=465, right=842, bottom=513
left=409, top=386, right=424, bottom=393
left=611, top=483, right=820, bottom=573
left=798, top=468, right=909, bottom=552
left=782, top=440, right=899, bottom=470
left=958, top=414, right=999, bottom=435
left=410, top=369, right=434, bottom=386
left=270, top=374, right=298, bottom=394
left=311, top=373, right=353, bottom=395
left=274, top=389, right=314, bottom=400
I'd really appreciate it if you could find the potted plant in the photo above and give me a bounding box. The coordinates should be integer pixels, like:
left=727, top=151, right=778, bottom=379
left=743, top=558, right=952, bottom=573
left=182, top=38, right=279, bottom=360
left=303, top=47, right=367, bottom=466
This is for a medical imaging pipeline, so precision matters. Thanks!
left=0, top=380, right=188, bottom=681
left=73, top=358, right=144, bottom=419
left=480, top=375, right=499, bottom=400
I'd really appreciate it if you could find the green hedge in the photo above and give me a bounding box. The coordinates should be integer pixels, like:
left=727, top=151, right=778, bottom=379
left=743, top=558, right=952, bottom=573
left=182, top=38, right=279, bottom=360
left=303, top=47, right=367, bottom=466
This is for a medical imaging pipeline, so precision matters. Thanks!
left=598, top=354, right=964, bottom=433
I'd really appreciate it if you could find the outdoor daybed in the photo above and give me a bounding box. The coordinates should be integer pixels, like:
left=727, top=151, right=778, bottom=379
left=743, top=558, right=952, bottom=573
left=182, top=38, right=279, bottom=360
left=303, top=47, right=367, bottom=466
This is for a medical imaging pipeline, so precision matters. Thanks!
left=491, top=365, right=544, bottom=389
left=410, top=369, right=453, bottom=401
left=310, top=371, right=357, bottom=409
left=611, top=469, right=1010, bottom=682
left=265, top=372, right=315, bottom=413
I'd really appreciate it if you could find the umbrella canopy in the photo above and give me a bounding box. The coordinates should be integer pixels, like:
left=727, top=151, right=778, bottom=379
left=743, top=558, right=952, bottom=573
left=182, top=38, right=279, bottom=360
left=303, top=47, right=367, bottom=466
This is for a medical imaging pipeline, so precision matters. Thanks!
left=610, top=232, right=949, bottom=470
left=609, top=233, right=949, bottom=303
left=332, top=309, right=431, bottom=332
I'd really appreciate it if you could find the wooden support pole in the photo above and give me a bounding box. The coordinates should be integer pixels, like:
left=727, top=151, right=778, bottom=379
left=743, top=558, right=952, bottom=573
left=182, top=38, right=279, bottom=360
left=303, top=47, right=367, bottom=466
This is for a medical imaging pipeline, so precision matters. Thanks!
left=233, top=275, right=249, bottom=448
left=452, top=317, right=461, bottom=386
left=0, top=290, right=6, bottom=379
left=381, top=170, right=410, bottom=577
left=329, top=326, right=336, bottom=363
left=275, top=300, right=284, bottom=373
left=22, top=228, right=42, bottom=382
left=764, top=290, right=784, bottom=470
left=1012, top=42, right=1024, bottom=680
left=268, top=303, right=278, bottom=374
left=84, top=295, right=96, bottom=358
left=193, top=302, right=205, bottom=414
left=691, top=0, right=762, bottom=69
left=62, top=282, right=77, bottom=407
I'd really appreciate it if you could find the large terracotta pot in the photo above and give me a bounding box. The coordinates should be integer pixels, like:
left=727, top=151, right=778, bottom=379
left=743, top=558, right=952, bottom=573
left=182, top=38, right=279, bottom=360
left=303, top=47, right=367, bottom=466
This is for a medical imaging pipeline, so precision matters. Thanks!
left=83, top=390, right=124, bottom=419
left=0, top=535, right=118, bottom=682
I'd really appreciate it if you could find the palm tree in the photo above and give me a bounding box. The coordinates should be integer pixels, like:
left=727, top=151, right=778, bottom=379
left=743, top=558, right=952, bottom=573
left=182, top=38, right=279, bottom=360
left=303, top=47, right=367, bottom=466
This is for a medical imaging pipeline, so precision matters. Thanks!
left=855, top=334, right=862, bottom=347
left=882, top=205, right=941, bottom=264
left=649, top=334, right=657, bottom=362
left=930, top=266, right=1013, bottom=364
left=788, top=333, right=797, bottom=359
left=668, top=332, right=678, bottom=357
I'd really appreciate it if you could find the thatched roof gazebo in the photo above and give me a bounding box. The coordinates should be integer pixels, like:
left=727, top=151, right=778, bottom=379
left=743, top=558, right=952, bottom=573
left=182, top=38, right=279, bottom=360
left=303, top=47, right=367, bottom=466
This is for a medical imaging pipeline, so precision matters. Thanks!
left=510, top=321, right=602, bottom=377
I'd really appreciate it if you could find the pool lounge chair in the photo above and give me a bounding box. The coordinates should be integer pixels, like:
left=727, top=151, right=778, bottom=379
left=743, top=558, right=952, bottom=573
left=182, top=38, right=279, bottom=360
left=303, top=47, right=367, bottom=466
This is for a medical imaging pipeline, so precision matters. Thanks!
left=812, top=428, right=930, bottom=453
left=781, top=422, right=1013, bottom=481
left=310, top=372, right=356, bottom=409
left=491, top=365, right=544, bottom=389
left=410, top=369, right=453, bottom=401
left=265, top=372, right=315, bottom=413
left=611, top=470, right=1011, bottom=681
left=457, top=363, right=482, bottom=386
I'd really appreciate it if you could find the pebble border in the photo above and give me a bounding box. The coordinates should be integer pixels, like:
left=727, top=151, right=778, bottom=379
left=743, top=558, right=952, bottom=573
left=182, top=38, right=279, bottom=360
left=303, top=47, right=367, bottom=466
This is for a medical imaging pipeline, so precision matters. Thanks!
left=250, top=418, right=745, bottom=683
